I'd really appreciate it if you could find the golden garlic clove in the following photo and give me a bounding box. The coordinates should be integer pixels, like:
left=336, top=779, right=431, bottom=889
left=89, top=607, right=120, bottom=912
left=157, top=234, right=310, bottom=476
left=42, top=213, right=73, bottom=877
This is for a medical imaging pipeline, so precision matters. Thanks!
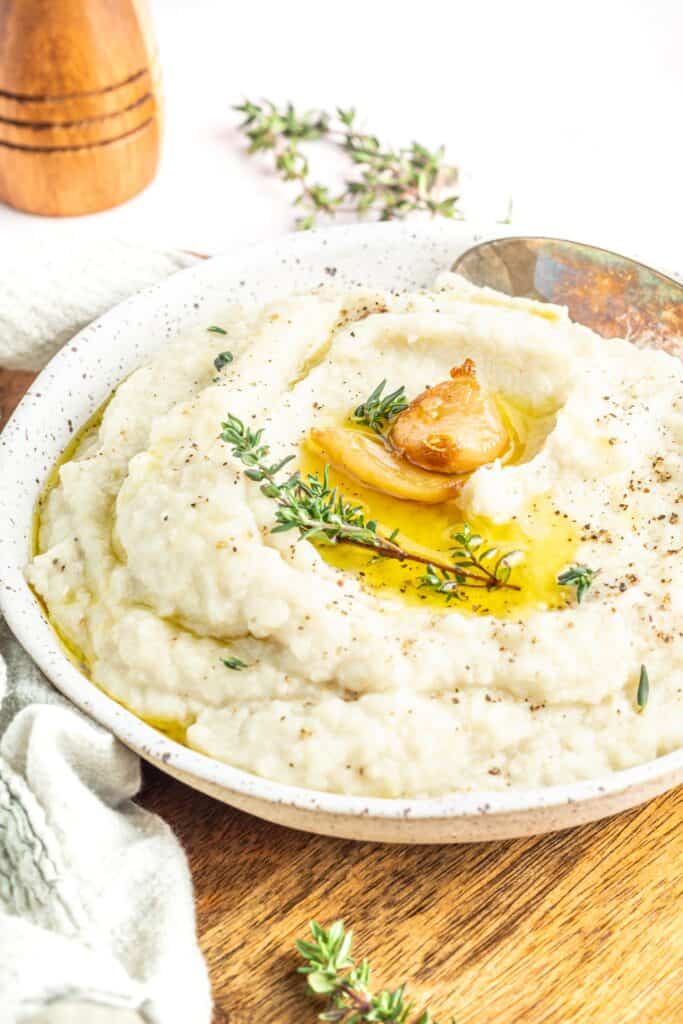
left=390, top=359, right=509, bottom=474
left=308, top=427, right=463, bottom=504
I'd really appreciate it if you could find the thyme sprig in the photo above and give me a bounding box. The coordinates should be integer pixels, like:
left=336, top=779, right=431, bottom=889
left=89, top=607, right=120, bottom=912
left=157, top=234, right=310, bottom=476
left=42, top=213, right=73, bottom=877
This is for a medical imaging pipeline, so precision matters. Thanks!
left=420, top=523, right=523, bottom=601
left=234, top=100, right=460, bottom=230
left=352, top=380, right=409, bottom=436
left=296, top=920, right=454, bottom=1024
left=219, top=415, right=520, bottom=595
left=220, top=414, right=295, bottom=484
left=557, top=564, right=600, bottom=603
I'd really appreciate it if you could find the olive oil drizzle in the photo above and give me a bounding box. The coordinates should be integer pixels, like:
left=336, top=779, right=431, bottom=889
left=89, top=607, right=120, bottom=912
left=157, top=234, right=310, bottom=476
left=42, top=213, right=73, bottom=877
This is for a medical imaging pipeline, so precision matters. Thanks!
left=31, top=395, right=116, bottom=680
left=300, top=398, right=577, bottom=617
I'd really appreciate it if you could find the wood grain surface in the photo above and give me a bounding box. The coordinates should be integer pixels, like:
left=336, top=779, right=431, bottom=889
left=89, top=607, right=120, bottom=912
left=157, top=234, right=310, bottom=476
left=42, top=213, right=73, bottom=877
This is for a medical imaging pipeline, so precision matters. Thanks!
left=2, top=367, right=681, bottom=1024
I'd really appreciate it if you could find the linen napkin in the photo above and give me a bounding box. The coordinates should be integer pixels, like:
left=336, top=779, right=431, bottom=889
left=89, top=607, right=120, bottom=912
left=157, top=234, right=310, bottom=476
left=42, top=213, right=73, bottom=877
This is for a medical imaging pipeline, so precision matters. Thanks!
left=0, top=241, right=210, bottom=1024
left=0, top=239, right=199, bottom=373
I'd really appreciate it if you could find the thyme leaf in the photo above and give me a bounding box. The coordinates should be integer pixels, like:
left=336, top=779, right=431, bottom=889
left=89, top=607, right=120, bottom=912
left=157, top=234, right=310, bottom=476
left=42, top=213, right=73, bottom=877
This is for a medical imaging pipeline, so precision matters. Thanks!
left=214, top=351, right=234, bottom=371
left=636, top=664, right=650, bottom=711
left=557, top=564, right=600, bottom=603
left=222, top=656, right=247, bottom=671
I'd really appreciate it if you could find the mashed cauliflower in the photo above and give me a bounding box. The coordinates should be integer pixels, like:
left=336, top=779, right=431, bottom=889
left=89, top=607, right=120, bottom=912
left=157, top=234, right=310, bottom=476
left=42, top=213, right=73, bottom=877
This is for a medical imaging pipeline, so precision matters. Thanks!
left=27, top=275, right=683, bottom=796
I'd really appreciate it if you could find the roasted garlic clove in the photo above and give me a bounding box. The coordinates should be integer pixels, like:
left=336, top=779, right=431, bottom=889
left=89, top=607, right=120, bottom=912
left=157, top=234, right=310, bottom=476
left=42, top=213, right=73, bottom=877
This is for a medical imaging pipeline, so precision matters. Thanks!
left=390, top=359, right=509, bottom=474
left=308, top=428, right=463, bottom=504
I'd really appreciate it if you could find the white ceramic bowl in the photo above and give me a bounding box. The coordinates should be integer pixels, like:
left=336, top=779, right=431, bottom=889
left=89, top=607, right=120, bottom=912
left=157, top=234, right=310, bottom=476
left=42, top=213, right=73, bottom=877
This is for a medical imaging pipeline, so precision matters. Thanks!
left=1, top=220, right=681, bottom=843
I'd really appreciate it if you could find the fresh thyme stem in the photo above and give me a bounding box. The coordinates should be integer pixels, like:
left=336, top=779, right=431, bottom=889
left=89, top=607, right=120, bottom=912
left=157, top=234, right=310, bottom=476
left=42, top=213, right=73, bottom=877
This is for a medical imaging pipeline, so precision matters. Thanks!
left=340, top=531, right=518, bottom=588
left=296, top=919, right=455, bottom=1023
left=419, top=522, right=523, bottom=602
left=234, top=100, right=460, bottom=230
left=219, top=414, right=521, bottom=597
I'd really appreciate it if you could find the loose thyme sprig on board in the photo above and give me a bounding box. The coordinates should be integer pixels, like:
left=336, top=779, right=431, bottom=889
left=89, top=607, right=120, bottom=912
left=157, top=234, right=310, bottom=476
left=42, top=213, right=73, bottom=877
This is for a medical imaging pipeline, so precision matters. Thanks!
left=352, top=380, right=409, bottom=436
left=296, top=919, right=455, bottom=1024
left=557, top=564, right=600, bottom=603
left=234, top=100, right=460, bottom=230
left=219, top=414, right=520, bottom=594
left=420, top=522, right=523, bottom=601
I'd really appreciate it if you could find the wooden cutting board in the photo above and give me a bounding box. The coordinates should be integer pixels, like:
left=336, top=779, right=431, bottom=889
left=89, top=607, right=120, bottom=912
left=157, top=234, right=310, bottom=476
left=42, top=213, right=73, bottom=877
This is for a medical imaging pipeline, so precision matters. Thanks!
left=2, top=368, right=681, bottom=1024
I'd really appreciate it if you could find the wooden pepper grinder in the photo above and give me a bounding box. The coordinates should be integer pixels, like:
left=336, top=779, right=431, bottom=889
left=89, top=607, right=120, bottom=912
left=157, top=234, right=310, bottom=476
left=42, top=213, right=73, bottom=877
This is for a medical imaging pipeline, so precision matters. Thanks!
left=0, top=0, right=161, bottom=216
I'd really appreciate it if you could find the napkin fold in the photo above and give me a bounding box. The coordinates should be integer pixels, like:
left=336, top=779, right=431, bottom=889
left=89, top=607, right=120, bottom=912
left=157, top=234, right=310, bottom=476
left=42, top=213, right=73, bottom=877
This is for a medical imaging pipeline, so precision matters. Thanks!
left=0, top=242, right=209, bottom=1024
left=0, top=240, right=199, bottom=371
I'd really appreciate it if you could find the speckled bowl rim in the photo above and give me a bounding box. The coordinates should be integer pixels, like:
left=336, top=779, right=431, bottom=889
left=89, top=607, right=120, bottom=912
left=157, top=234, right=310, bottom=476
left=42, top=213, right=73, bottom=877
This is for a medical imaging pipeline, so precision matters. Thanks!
left=1, top=219, right=681, bottom=834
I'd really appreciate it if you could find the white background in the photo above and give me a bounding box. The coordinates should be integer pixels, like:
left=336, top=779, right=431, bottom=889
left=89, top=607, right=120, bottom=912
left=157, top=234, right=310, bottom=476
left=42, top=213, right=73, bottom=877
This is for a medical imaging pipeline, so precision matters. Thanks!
left=1, top=0, right=681, bottom=269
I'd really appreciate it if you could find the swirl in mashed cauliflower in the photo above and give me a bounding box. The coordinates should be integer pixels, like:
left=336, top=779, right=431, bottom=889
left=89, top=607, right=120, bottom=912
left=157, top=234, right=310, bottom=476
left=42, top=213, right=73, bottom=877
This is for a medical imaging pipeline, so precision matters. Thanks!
left=27, top=274, right=683, bottom=797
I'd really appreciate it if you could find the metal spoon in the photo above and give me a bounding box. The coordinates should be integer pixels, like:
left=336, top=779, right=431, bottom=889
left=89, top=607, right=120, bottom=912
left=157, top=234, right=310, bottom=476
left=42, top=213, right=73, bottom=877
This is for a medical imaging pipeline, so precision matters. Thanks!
left=452, top=236, right=683, bottom=358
